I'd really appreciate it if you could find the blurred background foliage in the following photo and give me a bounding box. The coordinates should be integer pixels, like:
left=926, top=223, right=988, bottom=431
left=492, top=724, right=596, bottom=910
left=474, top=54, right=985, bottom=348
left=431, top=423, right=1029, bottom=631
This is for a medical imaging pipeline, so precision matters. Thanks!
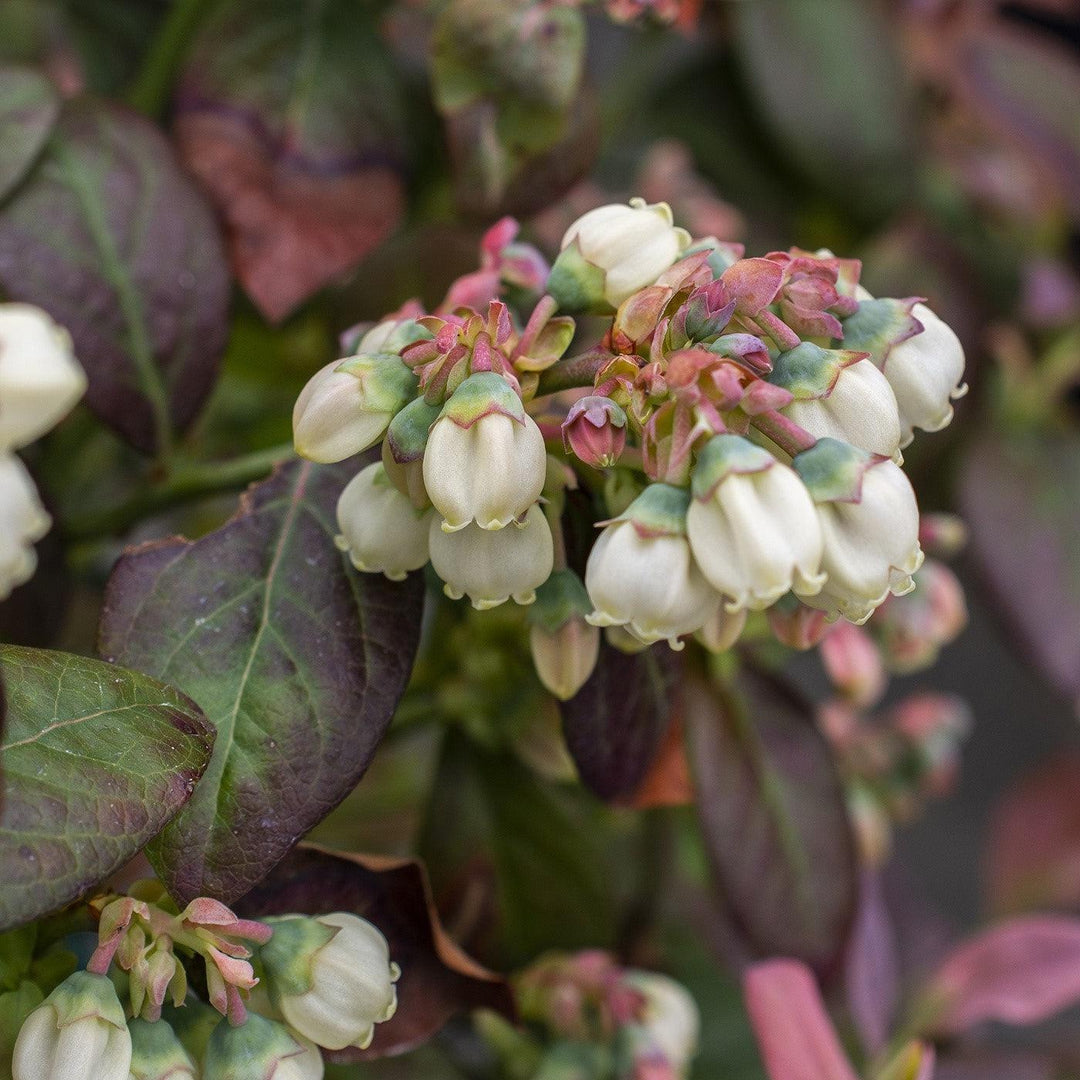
left=1, top=0, right=1080, bottom=1077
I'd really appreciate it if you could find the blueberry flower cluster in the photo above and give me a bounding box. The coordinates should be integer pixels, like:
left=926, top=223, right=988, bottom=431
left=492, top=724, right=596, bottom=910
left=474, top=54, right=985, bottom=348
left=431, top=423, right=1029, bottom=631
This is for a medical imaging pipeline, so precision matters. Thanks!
left=292, top=203, right=966, bottom=691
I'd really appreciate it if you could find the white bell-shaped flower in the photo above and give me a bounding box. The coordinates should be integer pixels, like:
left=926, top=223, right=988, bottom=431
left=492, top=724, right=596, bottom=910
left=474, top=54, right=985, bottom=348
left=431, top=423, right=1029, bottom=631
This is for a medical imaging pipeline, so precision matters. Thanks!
left=293, top=354, right=416, bottom=464
left=686, top=435, right=825, bottom=612
left=429, top=502, right=554, bottom=609
left=0, top=303, right=87, bottom=451
left=0, top=453, right=51, bottom=601
left=13, top=972, right=132, bottom=1080
left=794, top=438, right=924, bottom=624
left=423, top=372, right=546, bottom=533
left=884, top=302, right=967, bottom=447
left=335, top=462, right=432, bottom=581
left=262, top=912, right=399, bottom=1052
left=585, top=483, right=721, bottom=649
left=551, top=199, right=691, bottom=310
left=623, top=970, right=701, bottom=1074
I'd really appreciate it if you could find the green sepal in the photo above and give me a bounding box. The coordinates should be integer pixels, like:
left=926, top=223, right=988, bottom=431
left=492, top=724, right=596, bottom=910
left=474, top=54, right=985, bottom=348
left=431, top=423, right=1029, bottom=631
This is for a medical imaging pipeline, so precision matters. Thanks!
left=691, top=434, right=774, bottom=501
left=44, top=970, right=127, bottom=1029
left=769, top=342, right=865, bottom=399
left=839, top=298, right=921, bottom=364
left=0, top=925, right=36, bottom=992
left=386, top=396, right=442, bottom=463
left=128, top=1017, right=197, bottom=1080
left=440, top=371, right=525, bottom=427
left=546, top=241, right=610, bottom=315
left=334, top=353, right=418, bottom=413
left=792, top=436, right=873, bottom=503
left=258, top=916, right=338, bottom=1000
left=528, top=570, right=592, bottom=634
left=612, top=482, right=691, bottom=538
left=203, top=1013, right=306, bottom=1080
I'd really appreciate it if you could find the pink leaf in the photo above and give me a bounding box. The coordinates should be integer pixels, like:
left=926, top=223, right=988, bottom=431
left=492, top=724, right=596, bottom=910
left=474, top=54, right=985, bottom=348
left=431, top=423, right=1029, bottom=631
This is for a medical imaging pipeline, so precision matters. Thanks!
left=743, top=960, right=859, bottom=1080
left=925, top=915, right=1080, bottom=1034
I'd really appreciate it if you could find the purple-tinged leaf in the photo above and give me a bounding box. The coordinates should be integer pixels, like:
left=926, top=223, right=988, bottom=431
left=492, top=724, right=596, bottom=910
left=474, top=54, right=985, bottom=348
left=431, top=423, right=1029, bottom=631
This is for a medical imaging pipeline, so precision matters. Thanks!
left=559, top=641, right=679, bottom=802
left=0, top=64, right=59, bottom=203
left=987, top=751, right=1080, bottom=915
left=239, top=843, right=515, bottom=1060
left=923, top=916, right=1080, bottom=1035
left=959, top=432, right=1080, bottom=704
left=0, top=645, right=213, bottom=931
left=743, top=959, right=859, bottom=1080
left=685, top=668, right=857, bottom=974
left=844, top=872, right=899, bottom=1057
left=98, top=459, right=424, bottom=904
left=0, top=97, right=229, bottom=454
left=173, top=0, right=407, bottom=322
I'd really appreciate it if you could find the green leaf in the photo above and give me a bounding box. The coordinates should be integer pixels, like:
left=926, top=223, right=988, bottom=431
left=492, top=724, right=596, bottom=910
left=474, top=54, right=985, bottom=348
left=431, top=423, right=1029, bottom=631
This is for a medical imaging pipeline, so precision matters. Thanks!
left=0, top=96, right=230, bottom=454
left=732, top=0, right=913, bottom=216
left=0, top=64, right=59, bottom=204
left=0, top=979, right=44, bottom=1080
left=684, top=667, right=857, bottom=974
left=0, top=645, right=214, bottom=931
left=98, top=459, right=425, bottom=904
left=419, top=731, right=619, bottom=968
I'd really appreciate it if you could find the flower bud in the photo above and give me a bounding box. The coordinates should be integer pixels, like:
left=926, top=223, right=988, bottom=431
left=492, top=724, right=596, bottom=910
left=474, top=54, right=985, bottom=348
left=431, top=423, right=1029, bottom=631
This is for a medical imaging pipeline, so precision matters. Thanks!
left=686, top=435, right=825, bottom=612
left=381, top=437, right=430, bottom=510
left=423, top=372, right=546, bottom=532
left=586, top=483, right=721, bottom=649
left=549, top=200, right=691, bottom=311
left=694, top=606, right=747, bottom=654
left=335, top=462, right=433, bottom=580
left=429, top=502, right=554, bottom=609
left=766, top=597, right=829, bottom=650
left=794, top=439, right=924, bottom=625
left=874, top=559, right=967, bottom=673
left=562, top=395, right=627, bottom=469
left=623, top=971, right=700, bottom=1075
left=260, top=913, right=399, bottom=1052
left=882, top=303, right=966, bottom=446
left=127, top=1017, right=198, bottom=1080
left=203, top=1014, right=323, bottom=1080
left=13, top=971, right=132, bottom=1080
left=292, top=354, right=417, bottom=464
left=0, top=303, right=86, bottom=451
left=529, top=570, right=601, bottom=700
left=773, top=345, right=903, bottom=462
left=605, top=624, right=651, bottom=654
left=0, top=453, right=50, bottom=600
left=819, top=622, right=886, bottom=708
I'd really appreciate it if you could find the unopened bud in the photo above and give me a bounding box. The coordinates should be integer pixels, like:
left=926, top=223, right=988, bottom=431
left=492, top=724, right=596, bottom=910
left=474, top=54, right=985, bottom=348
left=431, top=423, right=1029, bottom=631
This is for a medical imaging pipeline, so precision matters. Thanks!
left=13, top=971, right=132, bottom=1080
left=261, top=912, right=399, bottom=1051
left=128, top=1018, right=198, bottom=1080
left=918, top=513, right=967, bottom=558
left=622, top=971, right=700, bottom=1077
left=819, top=622, right=886, bottom=708
left=203, top=1013, right=323, bottom=1080
left=766, top=597, right=829, bottom=650
left=874, top=560, right=967, bottom=673
left=562, top=396, right=627, bottom=469
left=694, top=606, right=747, bottom=654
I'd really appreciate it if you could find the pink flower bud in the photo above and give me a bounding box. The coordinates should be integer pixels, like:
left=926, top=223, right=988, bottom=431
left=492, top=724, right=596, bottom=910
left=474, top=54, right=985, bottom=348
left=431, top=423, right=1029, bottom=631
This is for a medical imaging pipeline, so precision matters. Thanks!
left=767, top=600, right=829, bottom=650
left=562, top=396, right=628, bottom=468
left=874, top=560, right=967, bottom=674
left=820, top=622, right=886, bottom=709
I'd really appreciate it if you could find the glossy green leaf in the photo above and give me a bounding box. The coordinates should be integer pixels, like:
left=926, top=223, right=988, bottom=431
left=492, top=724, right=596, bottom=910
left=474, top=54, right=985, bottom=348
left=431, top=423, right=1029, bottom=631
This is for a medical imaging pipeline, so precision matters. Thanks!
left=0, top=97, right=230, bottom=454
left=0, top=64, right=59, bottom=203
left=0, top=645, right=213, bottom=931
left=98, top=459, right=425, bottom=904
left=685, top=667, right=857, bottom=975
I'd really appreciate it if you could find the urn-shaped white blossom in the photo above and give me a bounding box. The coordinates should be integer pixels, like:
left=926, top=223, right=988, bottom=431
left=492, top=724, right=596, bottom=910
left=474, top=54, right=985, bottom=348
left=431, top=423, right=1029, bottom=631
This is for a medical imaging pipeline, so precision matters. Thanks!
left=586, top=483, right=721, bottom=649
left=528, top=570, right=600, bottom=700
left=0, top=452, right=51, bottom=601
left=203, top=1013, right=324, bottom=1080
left=292, top=354, right=417, bottom=464
left=429, top=502, right=554, bottom=609
left=794, top=438, right=924, bottom=624
left=423, top=372, right=546, bottom=532
left=772, top=344, right=903, bottom=462
left=0, top=303, right=87, bottom=451
left=12, top=971, right=133, bottom=1080
left=686, top=435, right=825, bottom=612
left=624, top=970, right=701, bottom=1074
left=549, top=199, right=691, bottom=311
left=260, top=912, right=400, bottom=1052
left=884, top=303, right=967, bottom=446
left=335, top=462, right=432, bottom=580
